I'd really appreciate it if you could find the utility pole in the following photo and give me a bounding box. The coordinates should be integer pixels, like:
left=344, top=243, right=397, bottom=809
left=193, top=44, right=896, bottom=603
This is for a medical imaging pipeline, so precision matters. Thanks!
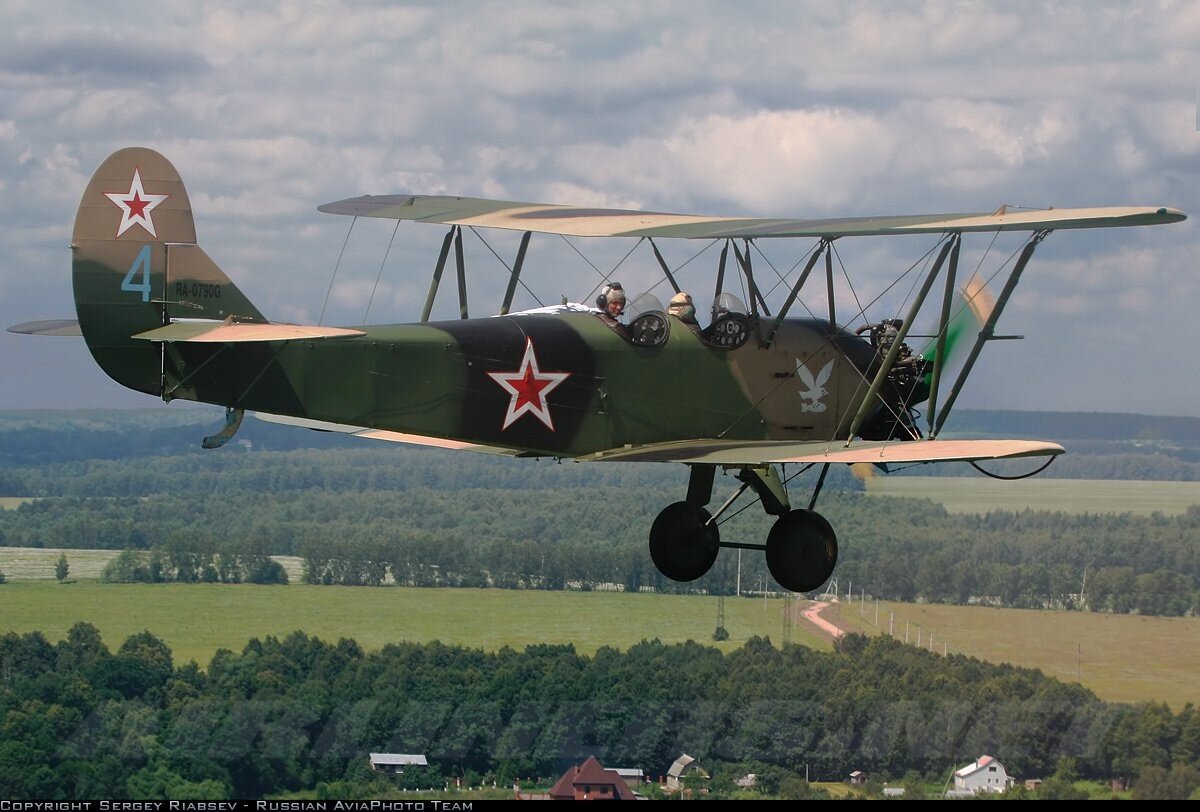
left=736, top=549, right=742, bottom=597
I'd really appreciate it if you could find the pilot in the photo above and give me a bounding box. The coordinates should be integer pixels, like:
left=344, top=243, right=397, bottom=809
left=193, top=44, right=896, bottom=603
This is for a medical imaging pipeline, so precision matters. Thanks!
left=668, top=291, right=703, bottom=336
left=596, top=283, right=628, bottom=332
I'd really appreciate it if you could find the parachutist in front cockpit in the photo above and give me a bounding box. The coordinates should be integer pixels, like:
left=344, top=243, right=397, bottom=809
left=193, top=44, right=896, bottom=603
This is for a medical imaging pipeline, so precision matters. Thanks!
left=668, top=291, right=703, bottom=336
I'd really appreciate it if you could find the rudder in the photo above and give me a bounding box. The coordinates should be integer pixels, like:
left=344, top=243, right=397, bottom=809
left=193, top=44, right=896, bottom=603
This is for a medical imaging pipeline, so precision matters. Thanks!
left=72, top=147, right=264, bottom=396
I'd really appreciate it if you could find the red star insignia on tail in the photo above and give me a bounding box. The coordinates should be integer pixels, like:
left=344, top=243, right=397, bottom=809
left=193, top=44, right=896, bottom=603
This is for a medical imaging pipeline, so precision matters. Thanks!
left=105, top=168, right=170, bottom=237
left=487, top=338, right=571, bottom=431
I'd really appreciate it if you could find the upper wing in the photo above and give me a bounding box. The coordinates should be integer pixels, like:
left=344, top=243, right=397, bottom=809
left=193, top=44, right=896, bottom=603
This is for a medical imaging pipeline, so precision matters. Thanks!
left=577, top=438, right=1064, bottom=465
left=319, top=195, right=1185, bottom=239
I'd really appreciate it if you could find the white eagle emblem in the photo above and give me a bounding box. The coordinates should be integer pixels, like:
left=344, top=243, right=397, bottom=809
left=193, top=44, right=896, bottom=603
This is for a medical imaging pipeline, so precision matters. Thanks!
left=796, top=358, right=835, bottom=413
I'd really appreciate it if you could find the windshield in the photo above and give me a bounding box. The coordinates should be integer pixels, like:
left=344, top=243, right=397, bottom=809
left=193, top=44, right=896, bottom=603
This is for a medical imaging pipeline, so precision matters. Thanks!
left=624, top=292, right=665, bottom=320
left=713, top=292, right=747, bottom=318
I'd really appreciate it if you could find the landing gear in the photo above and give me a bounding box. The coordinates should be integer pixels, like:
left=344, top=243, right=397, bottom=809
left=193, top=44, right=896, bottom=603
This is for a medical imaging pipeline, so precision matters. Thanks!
left=765, top=509, right=838, bottom=593
left=648, top=501, right=720, bottom=581
left=646, top=463, right=840, bottom=593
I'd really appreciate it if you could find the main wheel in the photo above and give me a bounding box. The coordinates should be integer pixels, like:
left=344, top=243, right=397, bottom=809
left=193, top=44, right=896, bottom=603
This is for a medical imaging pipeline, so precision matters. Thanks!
left=765, top=509, right=838, bottom=593
left=648, top=501, right=720, bottom=582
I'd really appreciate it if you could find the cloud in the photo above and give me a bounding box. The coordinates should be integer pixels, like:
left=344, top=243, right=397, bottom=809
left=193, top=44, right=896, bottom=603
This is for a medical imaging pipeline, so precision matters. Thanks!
left=0, top=0, right=1197, bottom=415
left=0, top=33, right=208, bottom=79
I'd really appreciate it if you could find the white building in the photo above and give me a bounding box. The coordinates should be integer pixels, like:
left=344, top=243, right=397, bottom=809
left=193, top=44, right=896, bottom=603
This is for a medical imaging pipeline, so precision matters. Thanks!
left=368, top=753, right=428, bottom=774
left=666, top=754, right=706, bottom=790
left=953, top=755, right=1013, bottom=794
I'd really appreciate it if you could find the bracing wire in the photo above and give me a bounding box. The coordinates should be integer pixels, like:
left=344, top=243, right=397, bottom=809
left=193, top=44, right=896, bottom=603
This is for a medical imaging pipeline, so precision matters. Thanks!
left=320, top=216, right=357, bottom=326
left=363, top=219, right=401, bottom=324
left=466, top=226, right=545, bottom=308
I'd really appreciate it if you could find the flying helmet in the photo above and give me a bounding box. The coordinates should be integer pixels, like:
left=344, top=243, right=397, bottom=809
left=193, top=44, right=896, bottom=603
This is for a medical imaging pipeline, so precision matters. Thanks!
left=668, top=291, right=696, bottom=320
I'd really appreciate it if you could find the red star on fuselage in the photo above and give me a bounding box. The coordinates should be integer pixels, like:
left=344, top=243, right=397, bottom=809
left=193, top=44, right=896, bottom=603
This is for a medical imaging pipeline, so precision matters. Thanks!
left=487, top=338, right=571, bottom=431
left=104, top=168, right=170, bottom=238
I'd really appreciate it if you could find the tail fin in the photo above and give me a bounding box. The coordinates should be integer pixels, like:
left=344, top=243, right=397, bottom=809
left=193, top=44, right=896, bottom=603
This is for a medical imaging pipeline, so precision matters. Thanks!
left=72, top=147, right=265, bottom=396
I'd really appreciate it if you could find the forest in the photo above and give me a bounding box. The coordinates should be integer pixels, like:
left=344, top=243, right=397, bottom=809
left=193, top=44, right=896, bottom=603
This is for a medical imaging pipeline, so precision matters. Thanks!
left=0, top=409, right=1197, bottom=613
left=1, top=626, right=1198, bottom=800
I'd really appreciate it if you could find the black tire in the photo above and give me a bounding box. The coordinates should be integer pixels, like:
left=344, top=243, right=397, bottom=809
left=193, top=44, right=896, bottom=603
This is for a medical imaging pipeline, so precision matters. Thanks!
left=765, top=509, right=838, bottom=593
left=648, top=501, right=720, bottom=582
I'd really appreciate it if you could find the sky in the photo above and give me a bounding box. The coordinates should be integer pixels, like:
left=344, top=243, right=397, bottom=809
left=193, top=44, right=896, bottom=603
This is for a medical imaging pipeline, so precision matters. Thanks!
left=1, top=0, right=1197, bottom=418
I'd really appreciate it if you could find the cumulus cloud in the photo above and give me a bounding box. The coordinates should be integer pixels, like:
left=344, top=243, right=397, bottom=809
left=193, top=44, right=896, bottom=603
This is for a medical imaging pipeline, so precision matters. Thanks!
left=0, top=0, right=1197, bottom=414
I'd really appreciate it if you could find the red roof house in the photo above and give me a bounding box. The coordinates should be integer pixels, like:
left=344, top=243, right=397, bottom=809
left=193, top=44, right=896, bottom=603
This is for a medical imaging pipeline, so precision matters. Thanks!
left=548, top=756, right=639, bottom=800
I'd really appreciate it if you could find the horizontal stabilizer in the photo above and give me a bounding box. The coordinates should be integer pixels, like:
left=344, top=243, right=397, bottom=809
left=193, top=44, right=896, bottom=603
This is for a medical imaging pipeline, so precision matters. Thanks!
left=581, top=438, right=1065, bottom=465
left=132, top=319, right=365, bottom=343
left=319, top=194, right=1186, bottom=239
left=8, top=319, right=82, bottom=336
left=253, top=412, right=527, bottom=456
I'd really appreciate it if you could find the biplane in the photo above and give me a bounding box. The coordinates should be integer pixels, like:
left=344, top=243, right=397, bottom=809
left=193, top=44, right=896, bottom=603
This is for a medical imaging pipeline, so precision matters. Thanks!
left=11, top=148, right=1186, bottom=592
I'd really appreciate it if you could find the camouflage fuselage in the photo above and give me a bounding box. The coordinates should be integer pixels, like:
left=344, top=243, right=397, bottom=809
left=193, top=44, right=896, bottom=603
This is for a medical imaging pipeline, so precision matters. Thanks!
left=159, top=313, right=877, bottom=456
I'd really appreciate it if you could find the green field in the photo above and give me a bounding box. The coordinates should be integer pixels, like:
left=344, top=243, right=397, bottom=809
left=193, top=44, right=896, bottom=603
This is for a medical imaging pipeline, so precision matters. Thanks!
left=0, top=581, right=817, bottom=665
left=865, top=476, right=1200, bottom=515
left=1, top=574, right=1196, bottom=709
left=833, top=599, right=1200, bottom=709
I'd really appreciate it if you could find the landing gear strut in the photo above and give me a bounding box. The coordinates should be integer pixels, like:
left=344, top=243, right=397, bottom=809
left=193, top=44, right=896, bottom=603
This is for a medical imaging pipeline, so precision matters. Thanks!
left=647, top=463, right=840, bottom=592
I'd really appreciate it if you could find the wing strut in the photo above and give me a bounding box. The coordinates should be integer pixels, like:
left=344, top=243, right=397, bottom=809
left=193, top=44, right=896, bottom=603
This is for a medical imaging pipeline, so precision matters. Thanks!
left=825, top=246, right=837, bottom=327
left=711, top=241, right=730, bottom=322
left=454, top=226, right=469, bottom=319
left=499, top=231, right=532, bottom=315
left=843, top=234, right=959, bottom=443
left=925, top=235, right=962, bottom=435
left=648, top=238, right=683, bottom=295
left=766, top=238, right=832, bottom=347
left=421, top=227, right=456, bottom=322
left=417, top=224, right=471, bottom=320
left=932, top=230, right=1050, bottom=437
left=731, top=240, right=771, bottom=319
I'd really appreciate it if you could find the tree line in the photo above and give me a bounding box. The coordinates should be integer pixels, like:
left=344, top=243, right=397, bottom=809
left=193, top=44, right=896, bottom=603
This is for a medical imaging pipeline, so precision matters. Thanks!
left=3, top=474, right=1197, bottom=614
left=1, top=626, right=1198, bottom=799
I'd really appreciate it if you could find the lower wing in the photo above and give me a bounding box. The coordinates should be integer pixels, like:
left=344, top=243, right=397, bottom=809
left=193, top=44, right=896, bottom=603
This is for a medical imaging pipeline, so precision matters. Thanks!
left=577, top=438, right=1063, bottom=466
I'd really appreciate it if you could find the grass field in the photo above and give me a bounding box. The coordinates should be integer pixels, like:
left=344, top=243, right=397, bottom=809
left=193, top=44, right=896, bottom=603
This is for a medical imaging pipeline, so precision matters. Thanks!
left=833, top=599, right=1200, bottom=709
left=0, top=497, right=34, bottom=510
left=865, top=476, right=1200, bottom=515
left=0, top=581, right=818, bottom=664
left=0, top=576, right=1195, bottom=709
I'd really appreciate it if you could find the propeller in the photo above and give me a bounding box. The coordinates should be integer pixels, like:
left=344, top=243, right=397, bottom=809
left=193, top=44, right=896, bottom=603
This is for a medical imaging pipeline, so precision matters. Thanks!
left=920, top=271, right=995, bottom=373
